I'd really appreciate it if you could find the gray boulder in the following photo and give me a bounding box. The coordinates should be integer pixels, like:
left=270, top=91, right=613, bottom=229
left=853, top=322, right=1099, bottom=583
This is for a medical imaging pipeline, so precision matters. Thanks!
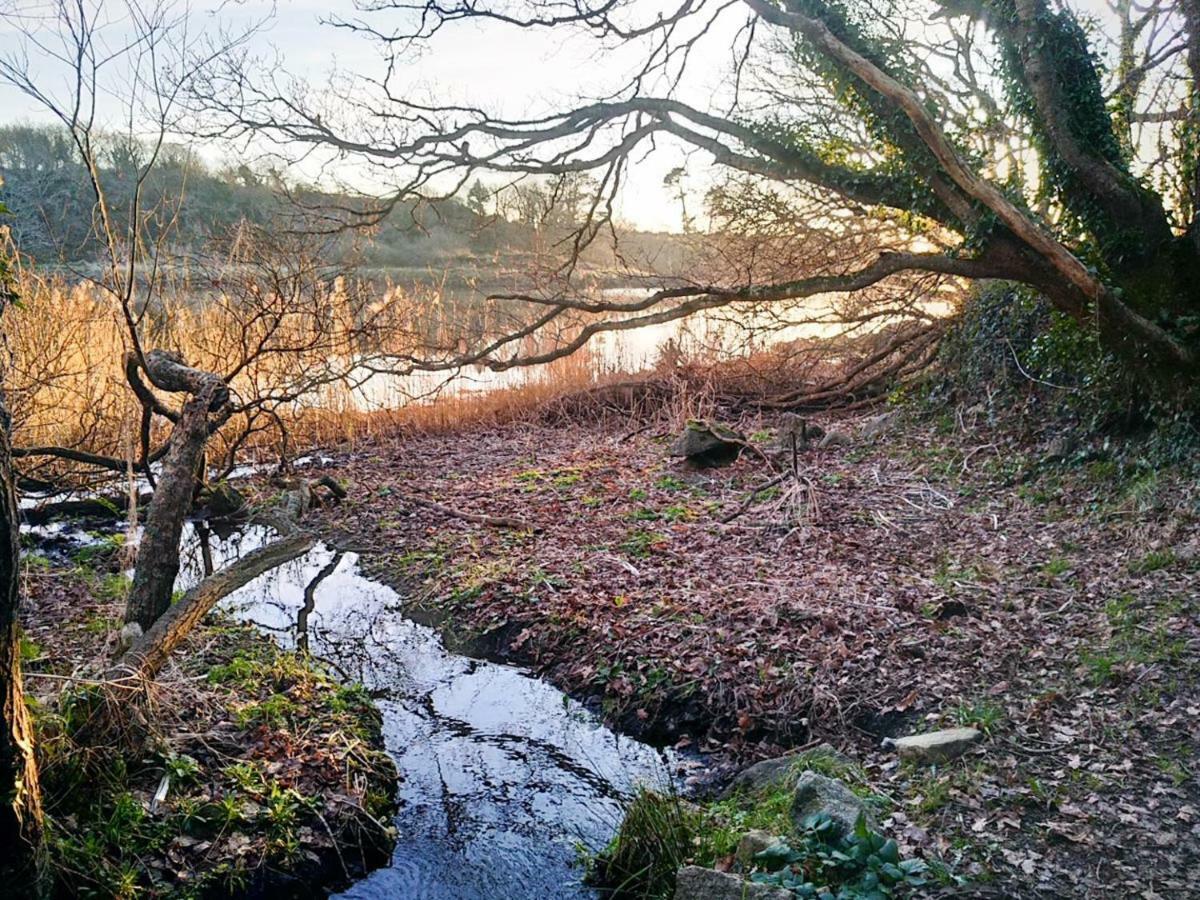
left=722, top=756, right=798, bottom=798
left=791, top=771, right=874, bottom=834
left=773, top=413, right=824, bottom=451
left=892, top=727, right=981, bottom=764
left=817, top=431, right=853, bottom=449
left=722, top=743, right=850, bottom=798
left=860, top=411, right=898, bottom=441
left=671, top=420, right=744, bottom=467
left=674, top=866, right=792, bottom=900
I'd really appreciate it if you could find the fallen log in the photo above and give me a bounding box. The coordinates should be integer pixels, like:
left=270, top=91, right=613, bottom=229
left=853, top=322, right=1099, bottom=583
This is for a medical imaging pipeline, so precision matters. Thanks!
left=21, top=492, right=153, bottom=526
left=113, top=531, right=316, bottom=682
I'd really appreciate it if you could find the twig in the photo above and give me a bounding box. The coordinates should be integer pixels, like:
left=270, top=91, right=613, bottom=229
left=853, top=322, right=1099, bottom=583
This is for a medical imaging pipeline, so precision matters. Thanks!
left=398, top=491, right=539, bottom=532
left=720, top=471, right=790, bottom=524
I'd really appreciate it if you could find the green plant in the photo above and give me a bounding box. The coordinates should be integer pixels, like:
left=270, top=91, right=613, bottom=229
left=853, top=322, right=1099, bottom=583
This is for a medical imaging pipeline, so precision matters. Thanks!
left=952, top=699, right=1004, bottom=735
left=1042, top=558, right=1071, bottom=577
left=19, top=634, right=41, bottom=663
left=164, top=753, right=201, bottom=784
left=751, top=813, right=928, bottom=898
left=1128, top=550, right=1174, bottom=574
left=620, top=529, right=667, bottom=558
left=95, top=573, right=132, bottom=602
left=590, top=789, right=700, bottom=898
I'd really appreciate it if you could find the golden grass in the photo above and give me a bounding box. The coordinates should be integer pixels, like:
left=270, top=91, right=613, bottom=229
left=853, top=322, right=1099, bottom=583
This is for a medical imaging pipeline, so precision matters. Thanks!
left=2, top=273, right=675, bottom=481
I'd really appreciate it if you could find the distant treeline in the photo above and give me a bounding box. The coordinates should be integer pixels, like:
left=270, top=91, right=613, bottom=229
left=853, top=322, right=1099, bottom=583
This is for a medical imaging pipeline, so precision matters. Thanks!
left=0, top=124, right=684, bottom=273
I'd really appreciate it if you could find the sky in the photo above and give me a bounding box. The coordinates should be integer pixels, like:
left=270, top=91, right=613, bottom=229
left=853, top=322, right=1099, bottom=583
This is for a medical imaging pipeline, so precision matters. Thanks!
left=0, top=0, right=1142, bottom=233
left=0, top=0, right=723, bottom=232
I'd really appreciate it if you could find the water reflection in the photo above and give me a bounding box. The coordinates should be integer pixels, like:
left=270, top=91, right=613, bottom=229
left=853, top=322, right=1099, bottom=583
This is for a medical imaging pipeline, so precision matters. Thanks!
left=175, top=529, right=676, bottom=900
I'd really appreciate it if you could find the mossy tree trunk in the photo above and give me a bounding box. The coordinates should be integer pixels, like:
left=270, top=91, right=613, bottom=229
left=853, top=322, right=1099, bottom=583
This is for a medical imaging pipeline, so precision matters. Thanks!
left=122, top=351, right=229, bottom=632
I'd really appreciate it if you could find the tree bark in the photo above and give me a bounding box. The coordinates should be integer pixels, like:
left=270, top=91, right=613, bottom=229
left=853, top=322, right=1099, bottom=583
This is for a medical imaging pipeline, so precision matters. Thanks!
left=123, top=391, right=214, bottom=631
left=0, top=394, right=44, bottom=892
left=137, top=350, right=229, bottom=410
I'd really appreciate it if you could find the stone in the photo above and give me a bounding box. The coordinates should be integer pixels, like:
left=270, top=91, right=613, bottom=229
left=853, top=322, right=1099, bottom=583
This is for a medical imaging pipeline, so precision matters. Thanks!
left=735, top=830, right=787, bottom=868
left=722, top=756, right=798, bottom=798
left=817, top=431, right=853, bottom=449
left=791, top=771, right=874, bottom=834
left=773, top=413, right=824, bottom=451
left=115, top=621, right=143, bottom=655
left=674, top=866, right=793, bottom=900
left=1044, top=435, right=1078, bottom=464
left=201, top=482, right=248, bottom=518
left=861, top=411, right=897, bottom=441
left=670, top=420, right=744, bottom=467
left=721, top=742, right=852, bottom=798
left=892, top=727, right=982, bottom=764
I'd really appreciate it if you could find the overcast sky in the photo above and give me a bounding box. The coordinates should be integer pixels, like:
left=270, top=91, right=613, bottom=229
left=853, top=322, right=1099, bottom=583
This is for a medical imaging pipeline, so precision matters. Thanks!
left=0, top=0, right=722, bottom=231
left=0, top=0, right=1131, bottom=233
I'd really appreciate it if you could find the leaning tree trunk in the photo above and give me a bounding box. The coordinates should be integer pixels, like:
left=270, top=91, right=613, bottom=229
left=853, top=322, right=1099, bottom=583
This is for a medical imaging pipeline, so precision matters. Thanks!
left=116, top=532, right=315, bottom=681
left=123, top=392, right=213, bottom=631
left=123, top=351, right=229, bottom=632
left=0, top=393, right=44, bottom=891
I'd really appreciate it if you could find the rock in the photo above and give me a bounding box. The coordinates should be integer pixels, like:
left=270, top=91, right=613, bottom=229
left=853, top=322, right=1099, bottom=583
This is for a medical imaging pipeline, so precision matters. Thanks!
left=773, top=413, right=824, bottom=451
left=1044, top=435, right=1077, bottom=463
left=892, top=727, right=982, bottom=764
left=674, top=866, right=793, bottom=900
left=201, top=482, right=248, bottom=518
left=861, top=411, right=897, bottom=441
left=115, top=621, right=143, bottom=655
left=735, top=830, right=786, bottom=868
left=721, top=743, right=852, bottom=798
left=722, top=756, right=798, bottom=798
left=817, top=431, right=853, bottom=449
left=670, top=420, right=744, bottom=467
left=791, top=771, right=874, bottom=834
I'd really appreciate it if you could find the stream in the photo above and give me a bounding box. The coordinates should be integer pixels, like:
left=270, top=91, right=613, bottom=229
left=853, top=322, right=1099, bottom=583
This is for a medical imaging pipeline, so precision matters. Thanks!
left=158, top=524, right=683, bottom=899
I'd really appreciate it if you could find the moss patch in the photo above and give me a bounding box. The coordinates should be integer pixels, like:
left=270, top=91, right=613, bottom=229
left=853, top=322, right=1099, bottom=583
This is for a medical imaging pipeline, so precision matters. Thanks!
left=23, top=564, right=397, bottom=899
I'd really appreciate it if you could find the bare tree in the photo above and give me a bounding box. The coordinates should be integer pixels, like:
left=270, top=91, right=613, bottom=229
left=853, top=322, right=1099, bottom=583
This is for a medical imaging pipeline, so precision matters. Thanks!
left=0, top=2, right=336, bottom=667
left=194, top=0, right=1200, bottom=381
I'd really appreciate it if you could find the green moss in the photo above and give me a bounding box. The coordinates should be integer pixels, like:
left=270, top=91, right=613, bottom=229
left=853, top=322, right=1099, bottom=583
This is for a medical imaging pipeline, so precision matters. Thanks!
left=37, top=620, right=396, bottom=899
left=95, top=573, right=132, bottom=602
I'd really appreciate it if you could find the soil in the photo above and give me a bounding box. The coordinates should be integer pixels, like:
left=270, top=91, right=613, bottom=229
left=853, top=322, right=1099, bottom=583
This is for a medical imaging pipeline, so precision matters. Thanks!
left=304, top=406, right=1200, bottom=898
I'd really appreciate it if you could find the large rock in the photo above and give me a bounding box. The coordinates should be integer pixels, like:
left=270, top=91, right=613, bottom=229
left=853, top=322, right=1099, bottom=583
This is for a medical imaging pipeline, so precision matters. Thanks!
left=670, top=420, right=744, bottom=467
left=892, top=727, right=982, bottom=764
left=722, top=756, right=798, bottom=798
left=791, top=771, right=874, bottom=834
left=773, top=413, right=824, bottom=451
left=816, top=431, right=853, bottom=449
left=674, top=866, right=792, bottom=900
left=860, top=411, right=898, bottom=441
left=722, top=743, right=850, bottom=798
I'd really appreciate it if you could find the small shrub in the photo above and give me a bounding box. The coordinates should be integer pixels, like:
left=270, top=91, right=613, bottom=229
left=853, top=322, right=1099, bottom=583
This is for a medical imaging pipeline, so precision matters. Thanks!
left=590, top=789, right=699, bottom=899
left=751, top=813, right=928, bottom=897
